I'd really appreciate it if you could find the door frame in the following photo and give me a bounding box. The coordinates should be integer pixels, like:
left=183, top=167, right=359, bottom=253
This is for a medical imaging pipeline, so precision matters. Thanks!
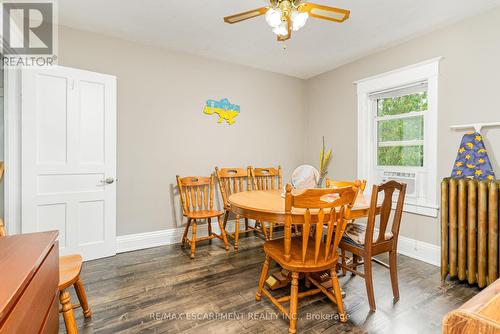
left=4, top=19, right=24, bottom=235
left=4, top=67, right=22, bottom=235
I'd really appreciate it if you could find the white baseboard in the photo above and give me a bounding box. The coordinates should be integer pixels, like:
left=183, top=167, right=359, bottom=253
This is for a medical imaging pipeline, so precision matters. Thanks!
left=116, top=221, right=234, bottom=254
left=117, top=223, right=441, bottom=267
left=397, top=235, right=440, bottom=267
left=117, top=228, right=183, bottom=253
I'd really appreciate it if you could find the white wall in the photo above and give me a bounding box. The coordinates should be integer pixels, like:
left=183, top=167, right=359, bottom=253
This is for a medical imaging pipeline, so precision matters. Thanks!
left=58, top=26, right=307, bottom=236
left=305, top=7, right=500, bottom=245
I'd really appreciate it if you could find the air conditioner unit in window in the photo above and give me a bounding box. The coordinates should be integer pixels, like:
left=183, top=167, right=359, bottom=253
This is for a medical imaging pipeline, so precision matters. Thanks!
left=381, top=171, right=417, bottom=197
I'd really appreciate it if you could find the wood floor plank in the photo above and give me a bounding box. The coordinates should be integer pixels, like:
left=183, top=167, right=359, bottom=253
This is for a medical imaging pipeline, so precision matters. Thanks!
left=59, top=235, right=478, bottom=333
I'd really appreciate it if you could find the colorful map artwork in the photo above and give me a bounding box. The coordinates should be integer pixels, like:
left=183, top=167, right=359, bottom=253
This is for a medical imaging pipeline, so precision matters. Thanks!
left=451, top=131, right=496, bottom=180
left=203, top=98, right=240, bottom=125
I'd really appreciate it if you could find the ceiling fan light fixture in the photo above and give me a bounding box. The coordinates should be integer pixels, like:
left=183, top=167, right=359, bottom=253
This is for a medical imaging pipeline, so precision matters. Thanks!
left=265, top=8, right=283, bottom=28
left=291, top=10, right=308, bottom=31
left=223, top=1, right=350, bottom=42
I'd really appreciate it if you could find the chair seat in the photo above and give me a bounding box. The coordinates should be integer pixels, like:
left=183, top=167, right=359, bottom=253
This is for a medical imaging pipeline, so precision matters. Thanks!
left=185, top=209, right=224, bottom=219
left=59, top=254, right=83, bottom=290
left=264, top=236, right=338, bottom=272
left=344, top=223, right=393, bottom=245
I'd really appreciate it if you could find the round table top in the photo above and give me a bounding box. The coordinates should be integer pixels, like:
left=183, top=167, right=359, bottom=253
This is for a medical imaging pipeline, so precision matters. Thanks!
left=228, top=190, right=370, bottom=223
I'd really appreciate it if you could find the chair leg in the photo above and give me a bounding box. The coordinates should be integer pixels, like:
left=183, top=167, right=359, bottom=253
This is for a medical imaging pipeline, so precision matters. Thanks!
left=223, top=211, right=229, bottom=230
left=269, top=223, right=274, bottom=240
left=234, top=215, right=240, bottom=250
left=364, top=255, right=376, bottom=311
left=74, top=277, right=92, bottom=318
left=207, top=218, right=212, bottom=244
left=181, top=219, right=191, bottom=248
left=59, top=289, right=78, bottom=334
left=256, top=255, right=271, bottom=301
left=289, top=272, right=299, bottom=334
left=260, top=221, right=268, bottom=240
left=218, top=215, right=229, bottom=251
left=352, top=254, right=360, bottom=276
left=190, top=220, right=197, bottom=259
left=245, top=217, right=249, bottom=235
left=389, top=250, right=400, bottom=301
left=330, top=268, right=347, bottom=322
left=341, top=249, right=347, bottom=276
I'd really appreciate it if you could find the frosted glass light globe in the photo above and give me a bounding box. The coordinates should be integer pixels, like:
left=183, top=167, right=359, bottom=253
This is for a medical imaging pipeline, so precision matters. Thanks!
left=272, top=21, right=288, bottom=36
left=265, top=8, right=282, bottom=28
left=291, top=10, right=308, bottom=31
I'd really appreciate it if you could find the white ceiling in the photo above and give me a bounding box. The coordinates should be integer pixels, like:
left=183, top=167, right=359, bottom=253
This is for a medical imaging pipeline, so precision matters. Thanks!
left=59, top=0, right=500, bottom=79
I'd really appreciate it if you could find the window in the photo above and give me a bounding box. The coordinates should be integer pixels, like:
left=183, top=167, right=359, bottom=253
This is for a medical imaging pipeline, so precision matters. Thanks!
left=356, top=58, right=441, bottom=217
left=374, top=85, right=427, bottom=167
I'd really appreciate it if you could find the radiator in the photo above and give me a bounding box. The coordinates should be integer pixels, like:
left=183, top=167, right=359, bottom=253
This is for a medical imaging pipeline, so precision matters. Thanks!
left=441, top=178, right=499, bottom=288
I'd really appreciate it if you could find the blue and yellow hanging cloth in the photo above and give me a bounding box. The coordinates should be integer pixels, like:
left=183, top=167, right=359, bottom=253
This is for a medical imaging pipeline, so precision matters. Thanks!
left=451, top=131, right=495, bottom=180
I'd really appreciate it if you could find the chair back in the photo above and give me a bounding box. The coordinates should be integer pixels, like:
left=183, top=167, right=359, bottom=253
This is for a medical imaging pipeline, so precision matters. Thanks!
left=364, top=180, right=407, bottom=246
left=326, top=178, right=367, bottom=193
left=251, top=166, right=283, bottom=190
left=176, top=175, right=216, bottom=214
left=215, top=167, right=252, bottom=208
left=283, top=184, right=358, bottom=263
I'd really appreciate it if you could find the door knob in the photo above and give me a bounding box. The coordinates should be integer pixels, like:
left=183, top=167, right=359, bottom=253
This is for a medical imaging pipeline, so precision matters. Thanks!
left=103, top=177, right=115, bottom=184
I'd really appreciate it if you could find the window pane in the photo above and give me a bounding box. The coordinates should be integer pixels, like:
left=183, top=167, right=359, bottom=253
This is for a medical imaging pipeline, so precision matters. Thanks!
left=377, top=91, right=427, bottom=116
left=378, top=116, right=424, bottom=142
left=378, top=145, right=423, bottom=167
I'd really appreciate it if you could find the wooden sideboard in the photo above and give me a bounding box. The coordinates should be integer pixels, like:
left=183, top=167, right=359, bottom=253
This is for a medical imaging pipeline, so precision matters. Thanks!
left=0, top=231, right=59, bottom=334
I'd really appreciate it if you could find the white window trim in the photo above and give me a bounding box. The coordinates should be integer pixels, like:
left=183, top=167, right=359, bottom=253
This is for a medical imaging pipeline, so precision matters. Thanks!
left=356, top=57, right=442, bottom=217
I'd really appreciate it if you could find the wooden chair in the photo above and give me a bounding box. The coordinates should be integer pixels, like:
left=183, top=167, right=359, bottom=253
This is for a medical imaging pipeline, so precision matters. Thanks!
left=177, top=174, right=229, bottom=259
left=338, top=180, right=407, bottom=311
left=59, top=254, right=92, bottom=334
left=256, top=184, right=359, bottom=333
left=215, top=166, right=255, bottom=249
left=326, top=178, right=367, bottom=268
left=250, top=166, right=283, bottom=240
left=326, top=178, right=367, bottom=193
left=0, top=219, right=91, bottom=334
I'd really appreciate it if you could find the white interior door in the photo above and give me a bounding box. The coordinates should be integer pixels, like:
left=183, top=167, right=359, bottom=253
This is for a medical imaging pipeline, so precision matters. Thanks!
left=21, top=66, right=116, bottom=260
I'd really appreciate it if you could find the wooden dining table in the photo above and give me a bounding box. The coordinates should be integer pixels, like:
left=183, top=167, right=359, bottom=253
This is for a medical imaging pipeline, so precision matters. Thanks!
left=228, top=189, right=370, bottom=289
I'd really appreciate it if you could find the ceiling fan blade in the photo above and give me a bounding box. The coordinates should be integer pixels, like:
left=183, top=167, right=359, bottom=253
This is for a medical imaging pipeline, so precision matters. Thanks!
left=301, top=3, right=350, bottom=23
left=224, top=7, right=268, bottom=24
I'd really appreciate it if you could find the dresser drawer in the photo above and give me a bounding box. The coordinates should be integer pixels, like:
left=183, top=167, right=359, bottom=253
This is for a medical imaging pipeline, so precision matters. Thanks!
left=0, top=244, right=59, bottom=334
left=40, top=294, right=59, bottom=334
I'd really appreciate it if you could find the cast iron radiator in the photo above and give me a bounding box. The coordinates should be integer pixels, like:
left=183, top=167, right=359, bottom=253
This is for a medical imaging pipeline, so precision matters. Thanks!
left=441, top=178, right=499, bottom=287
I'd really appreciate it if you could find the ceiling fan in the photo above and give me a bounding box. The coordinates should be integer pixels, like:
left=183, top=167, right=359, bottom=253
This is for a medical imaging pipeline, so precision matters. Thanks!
left=223, top=0, right=350, bottom=42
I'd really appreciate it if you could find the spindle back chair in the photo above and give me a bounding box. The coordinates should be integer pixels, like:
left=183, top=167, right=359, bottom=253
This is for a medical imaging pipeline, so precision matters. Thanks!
left=177, top=174, right=229, bottom=258
left=251, top=166, right=283, bottom=190
left=250, top=166, right=283, bottom=240
left=215, top=167, right=254, bottom=249
left=256, top=184, right=359, bottom=333
left=326, top=179, right=367, bottom=266
left=326, top=178, right=367, bottom=193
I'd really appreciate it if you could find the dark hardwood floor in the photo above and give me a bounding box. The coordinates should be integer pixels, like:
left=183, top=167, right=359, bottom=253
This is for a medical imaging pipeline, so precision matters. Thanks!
left=60, top=234, right=479, bottom=334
